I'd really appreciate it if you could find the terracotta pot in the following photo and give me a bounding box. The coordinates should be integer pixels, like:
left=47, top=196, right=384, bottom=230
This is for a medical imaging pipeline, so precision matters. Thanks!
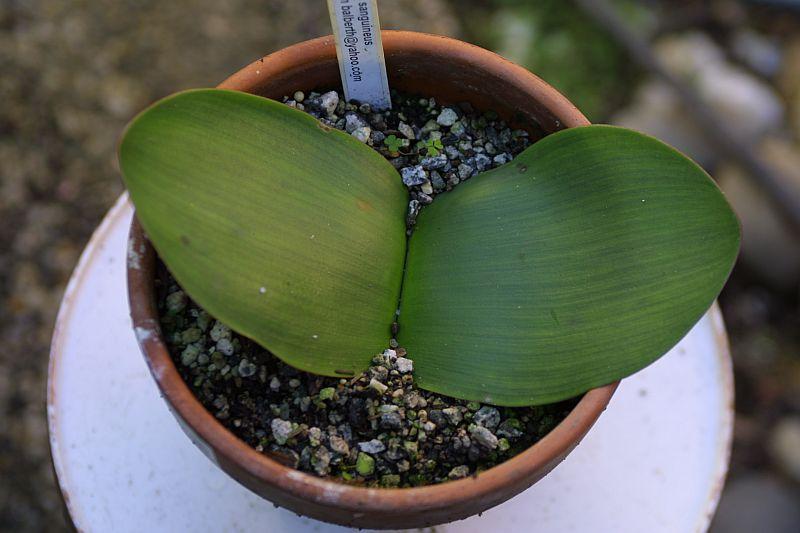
left=128, top=31, right=618, bottom=530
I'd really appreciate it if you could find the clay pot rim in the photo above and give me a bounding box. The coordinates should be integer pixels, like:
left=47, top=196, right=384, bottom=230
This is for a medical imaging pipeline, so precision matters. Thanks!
left=128, top=31, right=618, bottom=515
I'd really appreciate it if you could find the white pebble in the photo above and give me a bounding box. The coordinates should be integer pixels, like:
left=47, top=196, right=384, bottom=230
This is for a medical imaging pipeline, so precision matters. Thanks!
left=352, top=126, right=371, bottom=143
left=216, top=338, right=234, bottom=356
left=271, top=418, right=293, bottom=445
left=398, top=122, right=415, bottom=140
left=396, top=357, right=414, bottom=374
left=437, top=108, right=459, bottom=127
left=320, top=91, right=339, bottom=115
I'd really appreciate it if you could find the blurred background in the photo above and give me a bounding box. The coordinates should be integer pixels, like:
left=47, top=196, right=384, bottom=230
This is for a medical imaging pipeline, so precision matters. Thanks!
left=1, top=0, right=799, bottom=531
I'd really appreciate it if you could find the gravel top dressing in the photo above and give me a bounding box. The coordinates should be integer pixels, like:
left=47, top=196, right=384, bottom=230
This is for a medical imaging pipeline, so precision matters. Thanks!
left=158, top=90, right=576, bottom=488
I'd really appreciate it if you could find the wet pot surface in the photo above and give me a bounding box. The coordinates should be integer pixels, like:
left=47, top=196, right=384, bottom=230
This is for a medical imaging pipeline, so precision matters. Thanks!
left=128, top=31, right=617, bottom=530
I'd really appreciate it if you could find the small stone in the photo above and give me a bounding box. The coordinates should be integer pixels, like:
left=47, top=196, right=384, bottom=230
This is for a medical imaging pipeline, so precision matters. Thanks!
left=308, top=427, right=323, bottom=447
left=458, top=163, right=474, bottom=180
left=381, top=474, right=401, bottom=487
left=398, top=122, right=415, bottom=140
left=319, top=387, right=336, bottom=401
left=345, top=112, right=368, bottom=133
left=470, top=424, right=498, bottom=450
left=401, top=165, right=428, bottom=186
left=475, top=153, right=492, bottom=171
left=420, top=154, right=448, bottom=170
left=395, top=357, right=414, bottom=374
left=370, top=365, right=389, bottom=382
left=351, top=126, right=371, bottom=143
left=328, top=435, right=350, bottom=455
left=430, top=171, right=446, bottom=190
left=216, top=337, right=234, bottom=356
left=209, top=321, right=231, bottom=342
left=165, top=290, right=187, bottom=313
left=181, top=327, right=201, bottom=344
left=404, top=391, right=423, bottom=409
left=369, top=378, right=389, bottom=395
left=271, top=418, right=294, bottom=445
left=237, top=359, right=257, bottom=377
left=428, top=409, right=445, bottom=426
left=498, top=438, right=510, bottom=452
left=407, top=199, right=421, bottom=219
left=293, top=91, right=305, bottom=103
left=380, top=411, right=403, bottom=430
left=493, top=153, right=512, bottom=165
left=473, top=406, right=501, bottom=429
left=442, top=407, right=463, bottom=426
left=269, top=376, right=281, bottom=391
left=288, top=378, right=301, bottom=388
left=450, top=120, right=466, bottom=136
left=448, top=465, right=470, bottom=479
left=320, top=91, right=339, bottom=115
left=444, top=146, right=460, bottom=160
left=497, top=418, right=523, bottom=439
left=420, top=119, right=441, bottom=134
left=356, top=452, right=376, bottom=476
left=358, top=439, right=386, bottom=454
left=299, top=396, right=311, bottom=412
left=196, top=311, right=211, bottom=331
left=437, top=107, right=459, bottom=127
left=180, top=344, right=200, bottom=366
left=370, top=130, right=385, bottom=144
left=337, top=424, right=353, bottom=442
left=417, top=193, right=433, bottom=205
left=311, top=446, right=331, bottom=476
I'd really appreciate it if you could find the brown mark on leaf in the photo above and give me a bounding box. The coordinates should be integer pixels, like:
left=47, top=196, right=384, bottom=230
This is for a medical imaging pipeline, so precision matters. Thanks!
left=517, top=163, right=528, bottom=173
left=317, top=122, right=333, bottom=133
left=180, top=235, right=191, bottom=246
left=356, top=199, right=373, bottom=212
left=334, top=369, right=355, bottom=376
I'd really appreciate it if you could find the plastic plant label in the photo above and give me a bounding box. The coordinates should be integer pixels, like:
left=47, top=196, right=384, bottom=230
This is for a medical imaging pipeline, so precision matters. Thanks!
left=327, top=0, right=392, bottom=110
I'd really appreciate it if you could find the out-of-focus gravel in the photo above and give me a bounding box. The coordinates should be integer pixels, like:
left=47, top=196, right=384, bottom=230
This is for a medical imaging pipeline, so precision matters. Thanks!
left=0, top=1, right=457, bottom=530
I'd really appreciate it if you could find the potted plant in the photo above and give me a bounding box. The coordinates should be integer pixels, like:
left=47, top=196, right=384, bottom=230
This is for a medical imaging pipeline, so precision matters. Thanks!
left=123, top=32, right=739, bottom=529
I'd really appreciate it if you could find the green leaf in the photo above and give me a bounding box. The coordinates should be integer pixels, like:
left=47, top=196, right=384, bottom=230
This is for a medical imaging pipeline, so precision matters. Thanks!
left=384, top=134, right=403, bottom=156
left=398, top=125, right=740, bottom=406
left=120, top=89, right=408, bottom=376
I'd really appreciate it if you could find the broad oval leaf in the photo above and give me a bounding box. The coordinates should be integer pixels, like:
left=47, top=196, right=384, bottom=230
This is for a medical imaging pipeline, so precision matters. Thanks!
left=399, top=125, right=740, bottom=406
left=120, top=89, right=407, bottom=376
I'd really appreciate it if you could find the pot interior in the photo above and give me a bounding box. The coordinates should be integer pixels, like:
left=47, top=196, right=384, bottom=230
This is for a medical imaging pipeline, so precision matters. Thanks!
left=223, top=47, right=565, bottom=139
